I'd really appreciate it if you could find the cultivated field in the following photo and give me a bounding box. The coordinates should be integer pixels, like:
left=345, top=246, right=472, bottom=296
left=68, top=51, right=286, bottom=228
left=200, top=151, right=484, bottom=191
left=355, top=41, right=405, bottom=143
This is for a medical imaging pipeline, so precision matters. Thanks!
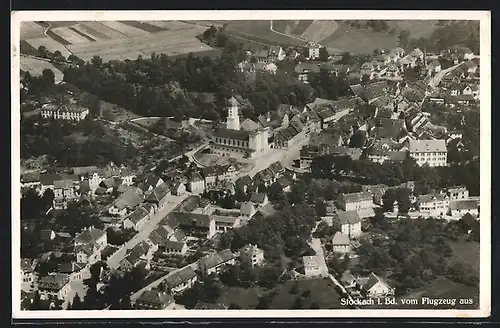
left=68, top=28, right=214, bottom=62
left=272, top=20, right=300, bottom=35
left=20, top=21, right=213, bottom=62
left=226, top=21, right=307, bottom=46
left=148, top=21, right=205, bottom=31
left=20, top=21, right=46, bottom=39
left=24, top=37, right=71, bottom=56
left=271, top=20, right=442, bottom=54
left=73, top=22, right=127, bottom=40
left=389, top=20, right=441, bottom=38
left=320, top=23, right=399, bottom=54
left=301, top=20, right=339, bottom=42
left=100, top=21, right=150, bottom=37
left=51, top=27, right=92, bottom=45
left=20, top=56, right=64, bottom=82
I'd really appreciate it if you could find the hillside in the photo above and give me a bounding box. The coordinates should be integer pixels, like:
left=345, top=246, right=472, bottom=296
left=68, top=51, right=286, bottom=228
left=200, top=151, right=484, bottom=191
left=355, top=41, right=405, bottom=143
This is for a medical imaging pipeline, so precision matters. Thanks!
left=231, top=20, right=444, bottom=54
left=320, top=23, right=399, bottom=54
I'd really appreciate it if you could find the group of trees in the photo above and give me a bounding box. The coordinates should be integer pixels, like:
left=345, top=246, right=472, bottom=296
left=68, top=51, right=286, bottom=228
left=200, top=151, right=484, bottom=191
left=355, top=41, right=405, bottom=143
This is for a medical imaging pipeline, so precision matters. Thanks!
left=353, top=218, right=479, bottom=293
left=174, top=275, right=223, bottom=309
left=21, top=69, right=57, bottom=100
left=344, top=20, right=390, bottom=33
left=61, top=40, right=315, bottom=122
left=408, top=21, right=480, bottom=54
left=21, top=114, right=137, bottom=167
left=219, top=202, right=317, bottom=263
left=382, top=187, right=412, bottom=213
left=219, top=258, right=284, bottom=290
left=308, top=69, right=352, bottom=101
left=310, top=155, right=480, bottom=196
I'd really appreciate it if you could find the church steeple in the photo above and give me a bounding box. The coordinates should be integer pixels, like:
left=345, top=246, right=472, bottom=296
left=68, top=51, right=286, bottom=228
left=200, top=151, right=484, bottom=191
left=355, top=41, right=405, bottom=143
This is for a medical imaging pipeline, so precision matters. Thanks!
left=226, top=95, right=240, bottom=131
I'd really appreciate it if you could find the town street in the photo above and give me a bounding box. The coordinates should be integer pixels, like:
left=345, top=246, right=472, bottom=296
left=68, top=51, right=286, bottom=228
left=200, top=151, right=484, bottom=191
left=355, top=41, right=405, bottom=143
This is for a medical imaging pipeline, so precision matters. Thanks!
left=242, top=107, right=353, bottom=179
left=106, top=193, right=191, bottom=269
left=428, top=61, right=465, bottom=89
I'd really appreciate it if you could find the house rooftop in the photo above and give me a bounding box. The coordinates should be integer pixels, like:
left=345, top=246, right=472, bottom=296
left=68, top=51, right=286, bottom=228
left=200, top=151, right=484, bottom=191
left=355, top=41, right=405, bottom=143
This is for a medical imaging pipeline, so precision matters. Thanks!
left=341, top=192, right=373, bottom=204
left=38, top=273, right=70, bottom=291
left=409, top=139, right=447, bottom=153
left=337, top=210, right=362, bottom=225
left=137, top=289, right=173, bottom=307
left=332, top=231, right=350, bottom=246
left=302, top=255, right=323, bottom=269
left=450, top=200, right=478, bottom=211
left=199, top=249, right=236, bottom=270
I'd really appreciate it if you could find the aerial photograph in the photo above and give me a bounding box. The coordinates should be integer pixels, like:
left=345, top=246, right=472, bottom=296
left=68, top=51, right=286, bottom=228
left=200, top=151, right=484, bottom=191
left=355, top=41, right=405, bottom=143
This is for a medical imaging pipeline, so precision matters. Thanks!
left=17, top=17, right=482, bottom=312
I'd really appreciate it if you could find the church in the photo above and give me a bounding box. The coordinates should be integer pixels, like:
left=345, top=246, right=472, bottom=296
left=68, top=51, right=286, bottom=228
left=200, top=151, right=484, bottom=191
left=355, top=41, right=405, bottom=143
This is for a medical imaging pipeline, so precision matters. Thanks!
left=211, top=97, right=271, bottom=159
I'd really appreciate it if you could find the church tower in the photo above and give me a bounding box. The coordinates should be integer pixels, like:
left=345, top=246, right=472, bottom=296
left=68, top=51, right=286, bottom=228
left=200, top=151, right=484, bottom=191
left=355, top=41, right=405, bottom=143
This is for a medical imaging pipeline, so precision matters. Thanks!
left=226, top=96, right=240, bottom=131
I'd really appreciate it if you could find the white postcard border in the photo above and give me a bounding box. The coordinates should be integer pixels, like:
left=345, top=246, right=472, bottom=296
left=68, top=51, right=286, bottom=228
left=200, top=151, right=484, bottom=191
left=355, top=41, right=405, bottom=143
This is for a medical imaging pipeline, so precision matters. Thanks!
left=11, top=9, right=491, bottom=319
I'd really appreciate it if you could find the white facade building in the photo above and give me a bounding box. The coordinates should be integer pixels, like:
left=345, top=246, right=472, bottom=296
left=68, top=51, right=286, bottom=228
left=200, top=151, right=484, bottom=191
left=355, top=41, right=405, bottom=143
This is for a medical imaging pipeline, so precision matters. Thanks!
left=409, top=139, right=447, bottom=167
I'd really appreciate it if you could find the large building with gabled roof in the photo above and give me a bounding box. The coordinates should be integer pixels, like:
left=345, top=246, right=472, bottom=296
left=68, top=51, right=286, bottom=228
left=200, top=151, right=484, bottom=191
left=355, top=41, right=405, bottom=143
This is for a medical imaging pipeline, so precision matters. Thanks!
left=210, top=97, right=271, bottom=159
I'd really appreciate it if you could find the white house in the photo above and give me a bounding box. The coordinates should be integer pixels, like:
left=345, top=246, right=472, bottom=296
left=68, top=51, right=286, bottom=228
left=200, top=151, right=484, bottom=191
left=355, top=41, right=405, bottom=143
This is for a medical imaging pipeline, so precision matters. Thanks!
left=335, top=211, right=362, bottom=239
left=122, top=205, right=151, bottom=231
left=338, top=192, right=374, bottom=212
left=38, top=273, right=72, bottom=301
left=163, top=240, right=189, bottom=255
left=361, top=272, right=395, bottom=297
left=41, top=104, right=89, bottom=121
left=449, top=200, right=479, bottom=218
left=417, top=193, right=450, bottom=218
left=165, top=266, right=198, bottom=294
left=239, top=244, right=265, bottom=267
left=408, top=139, right=448, bottom=167
left=332, top=232, right=351, bottom=253
left=302, top=255, right=328, bottom=278
left=240, top=201, right=257, bottom=219
left=21, top=258, right=38, bottom=292
left=447, top=186, right=469, bottom=200
left=187, top=172, right=206, bottom=194
left=307, top=42, right=321, bottom=60
left=198, top=249, right=236, bottom=276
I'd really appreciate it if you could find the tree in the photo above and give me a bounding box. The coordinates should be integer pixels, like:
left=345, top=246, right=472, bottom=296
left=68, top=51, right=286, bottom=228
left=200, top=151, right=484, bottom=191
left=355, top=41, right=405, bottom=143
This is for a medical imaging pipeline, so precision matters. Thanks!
left=268, top=183, right=285, bottom=203
left=349, top=130, right=367, bottom=149
left=229, top=303, right=242, bottom=309
left=382, top=188, right=397, bottom=212
left=314, top=199, right=327, bottom=217
left=396, top=188, right=412, bottom=213
left=398, top=29, right=411, bottom=49
left=41, top=188, right=55, bottom=210
left=319, top=47, right=329, bottom=61
left=339, top=51, right=356, bottom=65
left=289, top=281, right=299, bottom=294
left=292, top=296, right=304, bottom=309
left=70, top=294, right=83, bottom=310
left=42, top=68, right=55, bottom=85
left=37, top=45, right=48, bottom=57
left=203, top=25, right=218, bottom=39
left=119, top=296, right=133, bottom=309
left=91, top=55, right=103, bottom=68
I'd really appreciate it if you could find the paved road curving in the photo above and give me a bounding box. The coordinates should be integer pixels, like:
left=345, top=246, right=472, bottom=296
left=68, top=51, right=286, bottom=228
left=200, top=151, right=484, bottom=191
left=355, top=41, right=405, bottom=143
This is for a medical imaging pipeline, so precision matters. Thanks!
left=106, top=193, right=191, bottom=270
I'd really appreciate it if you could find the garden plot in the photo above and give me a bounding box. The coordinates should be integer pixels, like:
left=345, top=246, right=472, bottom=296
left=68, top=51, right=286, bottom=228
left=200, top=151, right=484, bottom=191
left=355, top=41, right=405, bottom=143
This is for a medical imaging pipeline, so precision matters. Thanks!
left=20, top=21, right=46, bottom=39
left=100, top=21, right=150, bottom=37
left=25, top=37, right=71, bottom=56
left=51, top=27, right=92, bottom=44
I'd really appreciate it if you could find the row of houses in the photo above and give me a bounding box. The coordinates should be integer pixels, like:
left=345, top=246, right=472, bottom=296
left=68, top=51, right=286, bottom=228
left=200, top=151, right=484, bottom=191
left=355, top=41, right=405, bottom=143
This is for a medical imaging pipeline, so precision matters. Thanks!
left=133, top=245, right=264, bottom=309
